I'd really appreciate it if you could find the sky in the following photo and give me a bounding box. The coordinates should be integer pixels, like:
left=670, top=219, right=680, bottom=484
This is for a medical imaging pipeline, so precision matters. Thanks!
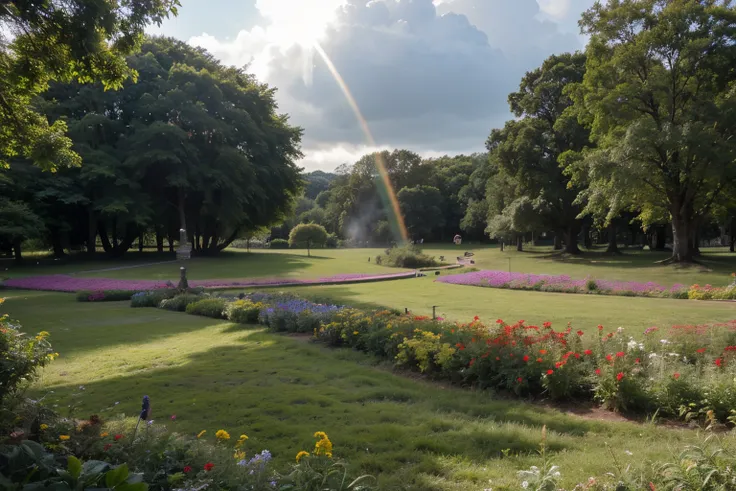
left=147, top=0, right=598, bottom=171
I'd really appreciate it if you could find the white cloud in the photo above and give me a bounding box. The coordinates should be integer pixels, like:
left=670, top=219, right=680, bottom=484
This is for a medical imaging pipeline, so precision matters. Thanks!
left=537, top=0, right=573, bottom=20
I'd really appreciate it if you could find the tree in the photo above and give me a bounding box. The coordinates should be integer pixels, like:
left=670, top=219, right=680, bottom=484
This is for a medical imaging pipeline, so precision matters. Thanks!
left=0, top=0, right=178, bottom=171
left=397, top=185, right=445, bottom=240
left=487, top=52, right=590, bottom=254
left=569, top=0, right=736, bottom=263
left=288, top=223, right=328, bottom=257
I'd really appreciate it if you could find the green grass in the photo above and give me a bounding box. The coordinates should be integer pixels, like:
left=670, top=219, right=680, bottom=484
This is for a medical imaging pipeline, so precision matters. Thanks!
left=2, top=291, right=701, bottom=490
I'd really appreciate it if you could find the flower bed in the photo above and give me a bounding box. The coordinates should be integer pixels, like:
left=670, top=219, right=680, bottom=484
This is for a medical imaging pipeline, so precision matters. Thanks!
left=166, top=291, right=736, bottom=423
left=435, top=270, right=696, bottom=299
left=2, top=271, right=417, bottom=293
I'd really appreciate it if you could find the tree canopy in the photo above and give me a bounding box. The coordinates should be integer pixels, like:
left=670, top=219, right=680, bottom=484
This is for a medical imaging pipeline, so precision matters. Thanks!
left=288, top=223, right=328, bottom=256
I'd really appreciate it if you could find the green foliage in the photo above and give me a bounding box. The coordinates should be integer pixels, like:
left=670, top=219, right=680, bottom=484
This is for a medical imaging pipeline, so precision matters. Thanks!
left=289, top=224, right=329, bottom=256
left=159, top=294, right=204, bottom=313
left=397, top=185, right=445, bottom=239
left=0, top=310, right=55, bottom=404
left=225, top=300, right=264, bottom=324
left=130, top=290, right=176, bottom=308
left=76, top=290, right=136, bottom=302
left=381, top=245, right=439, bottom=269
left=269, top=239, right=290, bottom=249
left=185, top=298, right=227, bottom=319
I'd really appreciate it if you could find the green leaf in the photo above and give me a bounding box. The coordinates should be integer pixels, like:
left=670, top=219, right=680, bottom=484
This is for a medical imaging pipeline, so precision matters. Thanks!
left=67, top=456, right=82, bottom=480
left=105, top=464, right=129, bottom=488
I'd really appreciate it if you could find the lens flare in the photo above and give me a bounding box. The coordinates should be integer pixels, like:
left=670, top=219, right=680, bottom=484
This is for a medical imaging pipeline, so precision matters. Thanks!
left=311, top=42, right=408, bottom=243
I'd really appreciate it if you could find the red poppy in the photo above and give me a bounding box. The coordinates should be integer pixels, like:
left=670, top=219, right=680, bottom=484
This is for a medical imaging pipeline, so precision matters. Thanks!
left=606, top=354, right=613, bottom=362
left=635, top=358, right=641, bottom=364
left=539, top=349, right=547, bottom=355
left=536, top=357, right=543, bottom=363
left=114, top=434, right=123, bottom=441
left=576, top=330, right=584, bottom=336
left=523, top=355, right=530, bottom=362
left=183, top=466, right=192, bottom=473
left=715, top=358, right=723, bottom=367
left=104, top=443, right=112, bottom=451
left=616, top=372, right=624, bottom=382
left=574, top=353, right=581, bottom=359
left=696, top=348, right=706, bottom=353
left=204, top=462, right=215, bottom=472
left=496, top=319, right=504, bottom=324
left=518, top=320, right=525, bottom=325
left=543, top=321, right=552, bottom=328
left=595, top=368, right=601, bottom=376
left=673, top=373, right=680, bottom=380
left=546, top=369, right=554, bottom=375
left=471, top=338, right=477, bottom=343
left=584, top=349, right=593, bottom=356
left=597, top=325, right=604, bottom=331
left=517, top=377, right=523, bottom=383
left=555, top=361, right=564, bottom=368
left=616, top=351, right=625, bottom=358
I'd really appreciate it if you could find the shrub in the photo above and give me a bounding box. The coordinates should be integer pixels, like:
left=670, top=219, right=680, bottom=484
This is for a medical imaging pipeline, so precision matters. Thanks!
left=76, top=290, right=135, bottom=302
left=185, top=298, right=227, bottom=319
left=0, top=306, right=56, bottom=404
left=586, top=279, right=599, bottom=291
left=381, top=245, right=439, bottom=269
left=225, top=299, right=264, bottom=324
left=159, top=294, right=205, bottom=312
left=288, top=223, right=329, bottom=256
left=130, top=289, right=176, bottom=308
left=269, top=238, right=289, bottom=249
left=325, top=233, right=339, bottom=249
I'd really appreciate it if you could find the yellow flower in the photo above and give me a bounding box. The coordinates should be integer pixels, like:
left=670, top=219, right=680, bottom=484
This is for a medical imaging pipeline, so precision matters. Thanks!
left=313, top=431, right=328, bottom=440
left=353, top=330, right=359, bottom=335
left=35, top=331, right=50, bottom=341
left=39, top=424, right=49, bottom=431
left=235, top=434, right=248, bottom=448
left=313, top=431, right=333, bottom=458
left=197, top=430, right=207, bottom=439
left=296, top=451, right=309, bottom=463
left=234, top=450, right=246, bottom=460
left=100, top=432, right=109, bottom=438
left=215, top=429, right=230, bottom=441
left=59, top=435, right=70, bottom=441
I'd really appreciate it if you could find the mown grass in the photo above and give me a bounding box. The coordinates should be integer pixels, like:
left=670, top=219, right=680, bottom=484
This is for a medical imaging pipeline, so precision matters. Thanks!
left=2, top=290, right=699, bottom=490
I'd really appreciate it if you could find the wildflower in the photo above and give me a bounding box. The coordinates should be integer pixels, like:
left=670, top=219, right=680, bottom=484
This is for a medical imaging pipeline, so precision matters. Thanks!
left=616, top=351, right=625, bottom=358
left=696, top=348, right=706, bottom=353
left=715, top=358, right=723, bottom=367
left=469, top=358, right=475, bottom=367
left=606, top=354, right=613, bottom=362
left=617, top=327, right=624, bottom=334
left=539, top=349, right=547, bottom=355
left=523, top=355, right=530, bottom=362
left=296, top=451, right=309, bottom=462
left=537, top=358, right=543, bottom=363
left=314, top=432, right=333, bottom=457
left=555, top=361, right=564, bottom=369
left=204, top=462, right=215, bottom=472
left=517, top=377, right=523, bottom=383
left=234, top=450, right=246, bottom=460
left=39, top=424, right=48, bottom=431
left=576, top=330, right=584, bottom=336
left=597, top=325, right=603, bottom=331
left=635, top=358, right=640, bottom=364
left=114, top=434, right=123, bottom=441
left=59, top=435, right=70, bottom=441
left=546, top=369, right=554, bottom=375
left=353, top=331, right=359, bottom=335
left=216, top=429, right=230, bottom=441
left=584, top=349, right=593, bottom=356
left=474, top=316, right=480, bottom=321
left=522, top=481, right=529, bottom=489
left=543, top=321, right=552, bottom=328
left=595, top=368, right=601, bottom=376
left=648, top=483, right=656, bottom=491
left=197, top=430, right=207, bottom=438
left=496, top=319, right=504, bottom=324
left=100, top=432, right=109, bottom=438
left=455, top=343, right=465, bottom=351
left=673, top=373, right=680, bottom=380
left=170, top=414, right=176, bottom=421
left=236, top=434, right=249, bottom=448
left=616, top=372, right=624, bottom=382
left=183, top=466, right=192, bottom=473
left=624, top=450, right=633, bottom=456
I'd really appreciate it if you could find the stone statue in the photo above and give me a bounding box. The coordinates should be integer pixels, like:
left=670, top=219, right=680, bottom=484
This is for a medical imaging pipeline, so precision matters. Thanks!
left=176, top=228, right=192, bottom=260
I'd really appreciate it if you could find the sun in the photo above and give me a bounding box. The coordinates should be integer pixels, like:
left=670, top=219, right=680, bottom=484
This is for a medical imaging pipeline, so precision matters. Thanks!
left=257, top=0, right=345, bottom=47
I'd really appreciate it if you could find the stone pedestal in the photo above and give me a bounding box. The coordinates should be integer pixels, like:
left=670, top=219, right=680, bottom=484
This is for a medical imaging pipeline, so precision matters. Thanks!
left=177, top=228, right=191, bottom=260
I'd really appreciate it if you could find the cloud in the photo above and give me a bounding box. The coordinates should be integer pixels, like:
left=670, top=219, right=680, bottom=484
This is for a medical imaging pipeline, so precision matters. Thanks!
left=187, top=0, right=590, bottom=171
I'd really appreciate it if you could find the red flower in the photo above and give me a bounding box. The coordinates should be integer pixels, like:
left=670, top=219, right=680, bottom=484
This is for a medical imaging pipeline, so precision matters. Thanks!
left=555, top=361, right=564, bottom=368
left=114, top=434, right=123, bottom=441
left=648, top=483, right=656, bottom=491
left=523, top=355, right=530, bottom=362
left=104, top=443, right=112, bottom=451
left=576, top=330, right=584, bottom=336
left=539, top=349, right=547, bottom=355
left=204, top=462, right=215, bottom=472
left=584, top=349, right=593, bottom=356
left=517, top=377, right=523, bottom=383
left=518, top=320, right=525, bottom=325
left=543, top=321, right=552, bottom=328
left=450, top=328, right=455, bottom=334
left=616, top=372, right=624, bottom=382
left=574, top=353, right=581, bottom=359
left=471, top=338, right=477, bottom=343
left=536, top=357, right=543, bottom=363
left=183, top=466, right=192, bottom=473
left=635, top=358, right=640, bottom=364
left=473, top=316, right=480, bottom=322
left=595, top=368, right=601, bottom=376
left=496, top=356, right=500, bottom=361
left=696, top=348, right=706, bottom=353
left=673, top=373, right=680, bottom=380
left=546, top=369, right=554, bottom=375
left=606, top=354, right=613, bottom=362
left=616, top=351, right=625, bottom=358
left=496, top=319, right=504, bottom=324
left=455, top=343, right=465, bottom=351
left=597, top=324, right=604, bottom=331
left=715, top=358, right=723, bottom=367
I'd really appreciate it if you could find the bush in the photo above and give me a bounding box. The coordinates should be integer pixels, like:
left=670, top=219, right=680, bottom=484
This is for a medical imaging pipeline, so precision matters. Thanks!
left=76, top=290, right=135, bottom=302
left=185, top=298, right=227, bottom=319
left=0, top=307, right=56, bottom=404
left=288, top=223, right=329, bottom=256
left=130, top=289, right=176, bottom=308
left=269, top=238, right=289, bottom=249
left=159, top=294, right=205, bottom=312
left=225, top=299, right=264, bottom=324
left=381, top=245, right=439, bottom=269
left=325, top=233, right=339, bottom=249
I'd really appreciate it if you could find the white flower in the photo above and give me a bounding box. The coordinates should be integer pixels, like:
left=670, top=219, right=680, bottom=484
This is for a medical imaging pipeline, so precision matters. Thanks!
left=627, top=340, right=638, bottom=350
left=521, top=481, right=529, bottom=489
left=660, top=339, right=669, bottom=345
left=530, top=466, right=539, bottom=472
left=625, top=450, right=633, bottom=456
left=668, top=352, right=679, bottom=357
left=617, top=327, right=624, bottom=334
left=649, top=353, right=658, bottom=359
left=553, top=472, right=561, bottom=478
left=639, top=343, right=645, bottom=350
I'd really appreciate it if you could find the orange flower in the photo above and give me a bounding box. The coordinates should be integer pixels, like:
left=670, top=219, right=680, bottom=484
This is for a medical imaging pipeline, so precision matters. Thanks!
left=539, top=349, right=547, bottom=355
left=673, top=373, right=680, bottom=380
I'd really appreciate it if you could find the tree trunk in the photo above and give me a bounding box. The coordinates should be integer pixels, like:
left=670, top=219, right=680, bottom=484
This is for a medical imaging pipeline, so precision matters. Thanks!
left=655, top=226, right=667, bottom=251
left=13, top=240, right=22, bottom=262
left=98, top=222, right=113, bottom=253
left=87, top=208, right=96, bottom=255
left=216, top=230, right=240, bottom=252
left=564, top=224, right=581, bottom=255
left=606, top=223, right=619, bottom=254
left=516, top=235, right=523, bottom=252
left=138, top=232, right=144, bottom=253
left=156, top=232, right=164, bottom=253
left=671, top=210, right=693, bottom=262
left=50, top=229, right=66, bottom=258
left=553, top=234, right=562, bottom=250
left=167, top=235, right=175, bottom=253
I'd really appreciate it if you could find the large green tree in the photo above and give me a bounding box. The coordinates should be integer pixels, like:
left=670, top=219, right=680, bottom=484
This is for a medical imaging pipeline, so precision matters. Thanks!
left=568, top=0, right=736, bottom=262
left=397, top=185, right=445, bottom=240
left=0, top=0, right=178, bottom=170
left=487, top=52, right=590, bottom=254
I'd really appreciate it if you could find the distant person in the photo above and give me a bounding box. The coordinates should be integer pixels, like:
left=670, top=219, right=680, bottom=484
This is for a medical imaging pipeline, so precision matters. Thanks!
left=453, top=234, right=462, bottom=246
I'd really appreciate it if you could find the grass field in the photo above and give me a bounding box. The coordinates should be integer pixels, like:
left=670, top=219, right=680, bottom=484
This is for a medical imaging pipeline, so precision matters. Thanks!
left=2, top=290, right=699, bottom=490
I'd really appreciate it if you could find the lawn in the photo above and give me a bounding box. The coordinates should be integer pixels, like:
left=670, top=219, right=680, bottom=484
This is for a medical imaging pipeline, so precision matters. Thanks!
left=2, top=290, right=700, bottom=490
